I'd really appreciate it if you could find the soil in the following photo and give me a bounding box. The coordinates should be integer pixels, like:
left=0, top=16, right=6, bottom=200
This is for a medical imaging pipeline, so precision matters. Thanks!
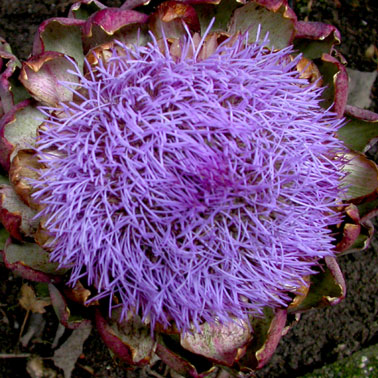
left=0, top=1, right=377, bottom=377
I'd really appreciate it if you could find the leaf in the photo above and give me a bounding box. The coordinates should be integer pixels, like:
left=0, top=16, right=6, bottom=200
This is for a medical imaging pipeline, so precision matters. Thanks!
left=0, top=99, right=36, bottom=172
left=20, top=52, right=79, bottom=106
left=62, top=281, right=92, bottom=306
left=334, top=204, right=361, bottom=252
left=288, top=277, right=311, bottom=310
left=53, top=323, right=92, bottom=378
left=193, top=0, right=238, bottom=34
left=287, top=257, right=345, bottom=313
left=317, top=53, right=348, bottom=118
left=341, top=152, right=378, bottom=201
left=84, top=7, right=149, bottom=36
left=4, top=239, right=66, bottom=276
left=0, top=173, right=8, bottom=185
left=9, top=149, right=41, bottom=210
left=156, top=333, right=215, bottom=377
left=238, top=308, right=287, bottom=370
left=68, top=0, right=106, bottom=20
left=336, top=223, right=361, bottom=252
left=338, top=116, right=378, bottom=153
left=19, top=283, right=51, bottom=314
left=82, top=8, right=149, bottom=52
left=294, top=21, right=341, bottom=59
left=7, top=75, right=31, bottom=105
left=358, top=198, right=378, bottom=219
left=0, top=39, right=25, bottom=114
left=180, top=318, right=251, bottom=366
left=340, top=211, right=375, bottom=254
left=3, top=102, right=44, bottom=162
left=0, top=227, right=9, bottom=251
left=254, top=309, right=287, bottom=369
left=346, top=68, right=377, bottom=109
left=34, top=19, right=85, bottom=74
left=49, top=284, right=91, bottom=330
left=148, top=2, right=200, bottom=40
left=228, top=1, right=296, bottom=49
left=0, top=184, right=38, bottom=241
left=95, top=308, right=155, bottom=365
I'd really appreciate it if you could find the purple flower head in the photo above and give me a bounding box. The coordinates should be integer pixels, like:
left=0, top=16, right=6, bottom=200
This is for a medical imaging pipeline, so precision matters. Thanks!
left=33, top=28, right=346, bottom=331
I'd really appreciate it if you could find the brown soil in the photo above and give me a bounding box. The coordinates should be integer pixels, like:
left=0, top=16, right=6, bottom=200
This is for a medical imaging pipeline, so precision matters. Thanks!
left=0, top=1, right=377, bottom=377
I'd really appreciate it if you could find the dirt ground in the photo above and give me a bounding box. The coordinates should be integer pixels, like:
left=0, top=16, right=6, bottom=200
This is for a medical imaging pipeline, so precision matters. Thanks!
left=0, top=1, right=377, bottom=377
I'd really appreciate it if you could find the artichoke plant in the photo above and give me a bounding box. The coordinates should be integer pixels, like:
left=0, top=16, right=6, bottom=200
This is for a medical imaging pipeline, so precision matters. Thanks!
left=0, top=0, right=377, bottom=376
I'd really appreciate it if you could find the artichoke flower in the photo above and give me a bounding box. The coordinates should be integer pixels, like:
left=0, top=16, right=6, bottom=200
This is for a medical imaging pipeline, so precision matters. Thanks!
left=0, top=0, right=377, bottom=376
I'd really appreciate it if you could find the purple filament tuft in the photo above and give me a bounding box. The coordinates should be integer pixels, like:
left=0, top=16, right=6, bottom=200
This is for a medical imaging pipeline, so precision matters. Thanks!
left=33, top=31, right=346, bottom=331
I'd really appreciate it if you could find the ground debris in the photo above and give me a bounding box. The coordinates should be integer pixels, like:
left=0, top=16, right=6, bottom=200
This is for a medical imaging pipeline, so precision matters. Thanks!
left=53, top=323, right=92, bottom=378
left=27, top=356, right=57, bottom=378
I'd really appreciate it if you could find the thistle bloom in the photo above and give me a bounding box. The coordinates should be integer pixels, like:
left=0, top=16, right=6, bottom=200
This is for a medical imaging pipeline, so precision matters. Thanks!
left=32, top=28, right=346, bottom=331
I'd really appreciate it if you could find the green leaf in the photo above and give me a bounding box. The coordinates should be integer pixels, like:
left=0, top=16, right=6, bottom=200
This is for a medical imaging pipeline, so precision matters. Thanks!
left=71, top=1, right=104, bottom=20
left=180, top=318, right=251, bottom=366
left=228, top=1, right=295, bottom=49
left=3, top=104, right=44, bottom=162
left=156, top=333, right=214, bottom=376
left=341, top=152, right=378, bottom=200
left=4, top=241, right=65, bottom=275
left=0, top=184, right=38, bottom=240
left=109, top=310, right=155, bottom=365
left=0, top=174, right=8, bottom=185
left=35, top=282, right=50, bottom=298
left=0, top=227, right=9, bottom=251
left=95, top=309, right=155, bottom=366
left=357, top=198, right=378, bottom=219
left=194, top=0, right=239, bottom=33
left=8, top=74, right=31, bottom=104
left=294, top=33, right=339, bottom=60
left=49, top=284, right=91, bottom=330
left=39, top=21, right=84, bottom=73
left=337, top=117, right=378, bottom=152
left=85, top=23, right=149, bottom=52
left=348, top=233, right=369, bottom=251
left=288, top=266, right=343, bottom=313
left=239, top=308, right=287, bottom=370
left=316, top=54, right=348, bottom=117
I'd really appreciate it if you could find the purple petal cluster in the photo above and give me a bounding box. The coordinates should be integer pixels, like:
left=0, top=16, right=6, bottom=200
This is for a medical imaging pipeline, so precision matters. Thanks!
left=33, top=32, right=346, bottom=331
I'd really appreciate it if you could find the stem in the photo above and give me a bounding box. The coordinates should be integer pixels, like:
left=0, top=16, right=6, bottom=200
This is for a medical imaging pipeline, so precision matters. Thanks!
left=0, top=353, right=31, bottom=359
left=18, top=309, right=30, bottom=342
